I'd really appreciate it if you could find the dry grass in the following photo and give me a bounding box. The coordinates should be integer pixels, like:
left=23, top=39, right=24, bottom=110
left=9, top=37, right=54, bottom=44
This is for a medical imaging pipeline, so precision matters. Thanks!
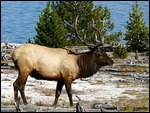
left=127, top=53, right=137, bottom=58
left=40, top=87, right=55, bottom=96
left=117, top=65, right=147, bottom=72
left=2, top=78, right=11, bottom=81
left=35, top=101, right=52, bottom=107
left=33, top=87, right=83, bottom=97
left=26, top=83, right=36, bottom=87
left=122, top=90, right=138, bottom=95
left=112, top=91, right=149, bottom=112
left=1, top=100, right=14, bottom=106
left=1, top=95, right=6, bottom=98
left=115, top=80, right=145, bottom=88
left=90, top=80, right=105, bottom=85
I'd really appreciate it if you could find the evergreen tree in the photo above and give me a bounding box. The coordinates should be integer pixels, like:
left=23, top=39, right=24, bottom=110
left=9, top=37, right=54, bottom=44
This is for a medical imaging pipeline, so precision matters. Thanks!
left=124, top=1, right=149, bottom=52
left=52, top=1, right=94, bottom=46
left=33, top=1, right=68, bottom=47
left=52, top=1, right=121, bottom=46
left=27, top=38, right=32, bottom=43
left=113, top=45, right=128, bottom=59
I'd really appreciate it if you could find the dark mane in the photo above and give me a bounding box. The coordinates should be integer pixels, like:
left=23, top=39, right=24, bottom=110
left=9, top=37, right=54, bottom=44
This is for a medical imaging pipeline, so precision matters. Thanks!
left=77, top=52, right=100, bottom=78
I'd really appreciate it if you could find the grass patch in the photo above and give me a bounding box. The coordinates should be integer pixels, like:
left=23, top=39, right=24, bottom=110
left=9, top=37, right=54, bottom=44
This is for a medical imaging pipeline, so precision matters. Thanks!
left=1, top=100, right=14, bottom=106
left=39, top=87, right=83, bottom=96
left=1, top=95, right=6, bottom=98
left=35, top=101, right=51, bottom=107
left=112, top=65, right=148, bottom=73
left=120, top=65, right=146, bottom=72
left=26, top=83, right=35, bottom=86
left=26, top=96, right=31, bottom=99
left=136, top=92, right=149, bottom=98
left=40, top=87, right=55, bottom=96
left=96, top=80, right=105, bottom=85
left=115, top=80, right=145, bottom=88
left=122, top=90, right=138, bottom=95
left=2, top=78, right=11, bottom=81
left=113, top=65, right=120, bottom=68
left=112, top=92, right=149, bottom=112
left=90, top=80, right=105, bottom=85
left=72, top=90, right=83, bottom=95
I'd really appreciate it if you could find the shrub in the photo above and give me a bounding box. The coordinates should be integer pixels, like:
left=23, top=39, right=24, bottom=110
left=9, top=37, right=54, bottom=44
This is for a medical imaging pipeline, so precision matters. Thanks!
left=113, top=45, right=128, bottom=59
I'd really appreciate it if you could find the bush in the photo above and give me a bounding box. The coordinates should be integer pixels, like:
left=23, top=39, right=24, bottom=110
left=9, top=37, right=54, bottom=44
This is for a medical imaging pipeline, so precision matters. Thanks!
left=113, top=45, right=128, bottom=59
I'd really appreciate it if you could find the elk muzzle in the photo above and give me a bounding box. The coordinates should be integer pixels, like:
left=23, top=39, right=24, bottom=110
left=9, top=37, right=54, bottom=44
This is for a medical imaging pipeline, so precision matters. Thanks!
left=107, top=58, right=114, bottom=66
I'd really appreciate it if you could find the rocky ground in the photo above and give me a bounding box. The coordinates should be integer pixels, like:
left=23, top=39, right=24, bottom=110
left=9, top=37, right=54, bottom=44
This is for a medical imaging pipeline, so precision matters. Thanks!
left=1, top=62, right=149, bottom=112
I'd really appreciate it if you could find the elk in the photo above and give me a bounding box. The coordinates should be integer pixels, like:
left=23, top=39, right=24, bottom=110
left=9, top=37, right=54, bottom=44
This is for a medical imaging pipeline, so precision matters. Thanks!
left=12, top=15, right=114, bottom=107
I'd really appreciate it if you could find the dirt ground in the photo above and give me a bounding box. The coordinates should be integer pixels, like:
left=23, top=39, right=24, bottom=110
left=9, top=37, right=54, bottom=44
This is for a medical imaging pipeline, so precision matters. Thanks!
left=1, top=62, right=149, bottom=112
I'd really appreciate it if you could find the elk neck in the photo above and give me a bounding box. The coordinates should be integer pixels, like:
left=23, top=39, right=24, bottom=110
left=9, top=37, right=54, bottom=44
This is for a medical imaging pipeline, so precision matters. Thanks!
left=77, top=52, right=101, bottom=78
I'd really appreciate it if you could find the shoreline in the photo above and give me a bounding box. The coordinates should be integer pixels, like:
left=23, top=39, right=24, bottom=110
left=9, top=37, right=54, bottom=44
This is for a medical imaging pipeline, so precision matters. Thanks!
left=1, top=42, right=22, bottom=46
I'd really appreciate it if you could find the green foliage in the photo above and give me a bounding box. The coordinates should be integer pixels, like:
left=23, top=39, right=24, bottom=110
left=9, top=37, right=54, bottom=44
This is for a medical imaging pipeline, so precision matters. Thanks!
left=105, top=31, right=122, bottom=44
left=28, top=38, right=31, bottom=43
left=124, top=1, right=149, bottom=52
left=52, top=1, right=94, bottom=46
left=33, top=1, right=68, bottom=47
left=27, top=38, right=33, bottom=43
left=52, top=1, right=121, bottom=46
left=32, top=1, right=123, bottom=47
left=113, top=45, right=128, bottom=59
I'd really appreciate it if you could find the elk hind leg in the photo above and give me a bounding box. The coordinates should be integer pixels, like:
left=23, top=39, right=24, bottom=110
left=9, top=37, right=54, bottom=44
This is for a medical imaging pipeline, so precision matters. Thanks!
left=13, top=72, right=29, bottom=105
left=13, top=78, right=19, bottom=105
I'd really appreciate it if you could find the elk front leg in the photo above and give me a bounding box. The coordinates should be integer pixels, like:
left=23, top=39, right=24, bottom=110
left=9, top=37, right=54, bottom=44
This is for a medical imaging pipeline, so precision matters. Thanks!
left=64, top=80, right=73, bottom=107
left=53, top=80, right=64, bottom=107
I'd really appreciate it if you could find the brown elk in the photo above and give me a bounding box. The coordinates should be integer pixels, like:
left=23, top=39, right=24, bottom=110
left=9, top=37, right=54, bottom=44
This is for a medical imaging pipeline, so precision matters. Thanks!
left=12, top=16, right=114, bottom=107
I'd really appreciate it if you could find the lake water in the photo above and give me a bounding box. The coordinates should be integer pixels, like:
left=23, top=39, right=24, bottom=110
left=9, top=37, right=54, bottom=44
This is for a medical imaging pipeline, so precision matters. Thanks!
left=1, top=1, right=149, bottom=44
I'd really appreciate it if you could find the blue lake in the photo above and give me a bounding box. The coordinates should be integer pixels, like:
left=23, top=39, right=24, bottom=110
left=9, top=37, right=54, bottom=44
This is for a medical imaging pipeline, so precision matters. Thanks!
left=1, top=1, right=149, bottom=44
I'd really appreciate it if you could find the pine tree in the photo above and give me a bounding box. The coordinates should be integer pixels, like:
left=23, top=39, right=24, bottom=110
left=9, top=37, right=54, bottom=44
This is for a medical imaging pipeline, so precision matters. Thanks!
left=52, top=1, right=121, bottom=46
left=124, top=1, right=149, bottom=52
left=27, top=38, right=32, bottom=43
left=33, top=1, right=68, bottom=47
left=113, top=45, right=128, bottom=59
left=52, top=1, right=94, bottom=46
